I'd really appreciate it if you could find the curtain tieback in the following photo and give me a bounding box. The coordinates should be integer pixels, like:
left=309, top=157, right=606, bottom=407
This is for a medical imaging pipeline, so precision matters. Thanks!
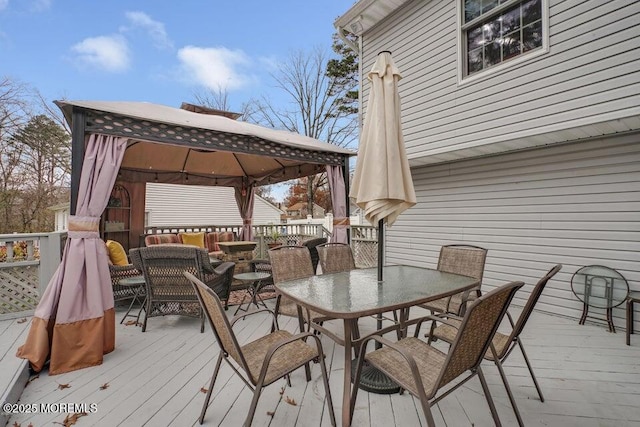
left=243, top=219, right=252, bottom=225
left=333, top=217, right=350, bottom=227
left=68, top=215, right=101, bottom=239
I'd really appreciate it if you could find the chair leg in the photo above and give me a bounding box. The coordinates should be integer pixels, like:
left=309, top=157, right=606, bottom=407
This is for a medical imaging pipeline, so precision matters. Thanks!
left=517, top=337, right=544, bottom=402
left=477, top=366, right=502, bottom=427
left=296, top=306, right=311, bottom=382
left=419, top=398, right=436, bottom=427
left=349, top=352, right=365, bottom=424
left=244, top=381, right=264, bottom=427
left=142, top=301, right=150, bottom=332
left=494, top=358, right=524, bottom=427
left=316, top=339, right=336, bottom=427
left=199, top=353, right=223, bottom=424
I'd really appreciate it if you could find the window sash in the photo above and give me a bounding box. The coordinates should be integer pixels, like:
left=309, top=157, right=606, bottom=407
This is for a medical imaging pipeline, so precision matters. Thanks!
left=462, top=0, right=522, bottom=30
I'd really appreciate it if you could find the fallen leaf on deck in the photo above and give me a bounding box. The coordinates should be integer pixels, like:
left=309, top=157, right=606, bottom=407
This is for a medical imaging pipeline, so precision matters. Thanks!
left=200, top=387, right=208, bottom=394
left=12, top=421, right=21, bottom=427
left=279, top=386, right=285, bottom=395
left=267, top=411, right=275, bottom=417
left=284, top=396, right=297, bottom=406
left=99, top=383, right=109, bottom=390
left=57, top=383, right=71, bottom=390
left=124, top=320, right=138, bottom=326
left=55, top=412, right=87, bottom=426
left=28, top=424, right=33, bottom=427
left=17, top=318, right=27, bottom=324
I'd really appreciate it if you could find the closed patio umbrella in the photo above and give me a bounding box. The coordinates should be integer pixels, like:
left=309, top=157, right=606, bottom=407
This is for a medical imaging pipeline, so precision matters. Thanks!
left=350, top=51, right=416, bottom=281
left=349, top=51, right=416, bottom=394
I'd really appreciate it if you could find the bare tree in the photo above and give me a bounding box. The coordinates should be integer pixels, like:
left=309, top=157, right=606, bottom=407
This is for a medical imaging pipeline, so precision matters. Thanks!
left=0, top=77, right=31, bottom=232
left=248, top=46, right=358, bottom=215
left=0, top=77, right=71, bottom=232
left=11, top=115, right=70, bottom=231
left=191, top=85, right=255, bottom=121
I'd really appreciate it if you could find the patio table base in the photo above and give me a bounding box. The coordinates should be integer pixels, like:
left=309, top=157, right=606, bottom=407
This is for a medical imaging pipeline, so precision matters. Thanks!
left=350, top=359, right=400, bottom=394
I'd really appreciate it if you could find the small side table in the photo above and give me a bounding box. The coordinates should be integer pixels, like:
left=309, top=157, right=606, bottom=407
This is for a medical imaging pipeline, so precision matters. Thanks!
left=118, top=275, right=146, bottom=324
left=232, top=272, right=271, bottom=315
left=571, top=265, right=629, bottom=332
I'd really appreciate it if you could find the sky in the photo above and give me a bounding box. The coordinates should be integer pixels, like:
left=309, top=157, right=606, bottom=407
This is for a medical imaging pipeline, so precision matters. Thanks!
left=0, top=0, right=356, bottom=114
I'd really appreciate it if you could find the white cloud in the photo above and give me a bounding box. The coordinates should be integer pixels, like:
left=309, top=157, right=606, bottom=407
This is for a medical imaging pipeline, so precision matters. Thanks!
left=123, top=11, right=173, bottom=50
left=0, top=0, right=9, bottom=11
left=71, top=35, right=130, bottom=72
left=177, top=46, right=254, bottom=91
left=30, top=0, right=51, bottom=12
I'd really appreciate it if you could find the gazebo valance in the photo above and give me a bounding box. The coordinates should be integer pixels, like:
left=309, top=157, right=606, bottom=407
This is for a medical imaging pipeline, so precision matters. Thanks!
left=56, top=100, right=354, bottom=188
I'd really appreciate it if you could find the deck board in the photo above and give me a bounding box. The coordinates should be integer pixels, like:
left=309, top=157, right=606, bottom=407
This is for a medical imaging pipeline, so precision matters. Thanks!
left=4, top=301, right=640, bottom=427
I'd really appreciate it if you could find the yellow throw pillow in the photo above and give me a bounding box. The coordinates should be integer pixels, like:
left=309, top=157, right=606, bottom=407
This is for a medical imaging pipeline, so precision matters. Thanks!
left=180, top=232, right=205, bottom=248
left=105, top=240, right=128, bottom=266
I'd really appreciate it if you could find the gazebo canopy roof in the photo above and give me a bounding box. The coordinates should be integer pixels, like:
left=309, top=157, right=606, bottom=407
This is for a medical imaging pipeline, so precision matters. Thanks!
left=56, top=100, right=354, bottom=188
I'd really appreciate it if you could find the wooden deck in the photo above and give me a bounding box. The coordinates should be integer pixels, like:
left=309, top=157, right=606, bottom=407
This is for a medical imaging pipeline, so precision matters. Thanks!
left=4, top=300, right=640, bottom=427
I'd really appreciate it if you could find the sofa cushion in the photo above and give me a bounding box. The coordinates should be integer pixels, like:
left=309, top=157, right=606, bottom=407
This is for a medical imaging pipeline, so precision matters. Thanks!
left=205, top=231, right=235, bottom=252
left=105, top=240, right=128, bottom=266
left=145, top=234, right=181, bottom=246
left=179, top=232, right=206, bottom=248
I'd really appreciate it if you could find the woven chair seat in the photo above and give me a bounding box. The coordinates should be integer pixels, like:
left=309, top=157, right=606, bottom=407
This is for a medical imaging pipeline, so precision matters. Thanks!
left=367, top=337, right=446, bottom=397
left=240, top=330, right=318, bottom=385
left=431, top=318, right=511, bottom=361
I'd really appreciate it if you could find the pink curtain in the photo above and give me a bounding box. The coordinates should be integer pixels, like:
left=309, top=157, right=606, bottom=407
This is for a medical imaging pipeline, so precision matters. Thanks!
left=17, top=134, right=128, bottom=375
left=235, top=183, right=255, bottom=241
left=327, top=165, right=348, bottom=244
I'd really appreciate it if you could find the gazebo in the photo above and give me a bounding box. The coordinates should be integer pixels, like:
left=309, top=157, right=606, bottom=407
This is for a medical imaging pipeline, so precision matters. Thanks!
left=16, top=100, right=355, bottom=375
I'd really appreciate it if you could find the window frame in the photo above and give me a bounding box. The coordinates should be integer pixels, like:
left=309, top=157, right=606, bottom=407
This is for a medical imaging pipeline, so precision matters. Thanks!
left=457, top=0, right=550, bottom=85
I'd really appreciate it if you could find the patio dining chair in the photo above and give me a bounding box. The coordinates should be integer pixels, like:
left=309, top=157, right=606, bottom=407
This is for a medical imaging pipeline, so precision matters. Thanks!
left=350, top=281, right=524, bottom=426
left=131, top=245, right=235, bottom=332
left=184, top=272, right=336, bottom=426
left=302, top=237, right=328, bottom=274
left=269, top=245, right=318, bottom=331
left=428, top=264, right=562, bottom=427
left=317, top=242, right=356, bottom=274
left=420, top=244, right=487, bottom=315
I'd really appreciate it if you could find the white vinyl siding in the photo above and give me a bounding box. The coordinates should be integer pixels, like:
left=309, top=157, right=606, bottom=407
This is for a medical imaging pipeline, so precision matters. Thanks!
left=145, top=184, right=282, bottom=227
left=385, top=134, right=640, bottom=329
left=359, top=0, right=640, bottom=162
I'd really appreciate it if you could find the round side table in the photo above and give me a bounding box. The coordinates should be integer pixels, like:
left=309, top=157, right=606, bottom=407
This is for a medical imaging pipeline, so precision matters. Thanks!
left=232, top=272, right=272, bottom=315
left=571, top=265, right=629, bottom=332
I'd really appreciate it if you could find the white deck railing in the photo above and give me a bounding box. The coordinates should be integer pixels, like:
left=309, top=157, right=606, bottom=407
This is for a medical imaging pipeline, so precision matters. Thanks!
left=0, top=232, right=66, bottom=319
left=0, top=225, right=378, bottom=317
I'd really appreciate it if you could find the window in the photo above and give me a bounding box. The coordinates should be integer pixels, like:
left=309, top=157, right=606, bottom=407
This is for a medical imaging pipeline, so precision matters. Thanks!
left=462, top=0, right=544, bottom=77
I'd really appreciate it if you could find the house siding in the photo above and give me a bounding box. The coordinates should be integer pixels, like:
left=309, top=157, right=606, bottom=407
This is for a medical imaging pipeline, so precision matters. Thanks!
left=360, top=0, right=640, bottom=161
left=145, top=184, right=282, bottom=226
left=385, top=133, right=640, bottom=329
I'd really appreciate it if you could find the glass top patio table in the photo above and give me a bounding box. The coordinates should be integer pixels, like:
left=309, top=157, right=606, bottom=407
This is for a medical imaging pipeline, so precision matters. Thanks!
left=276, top=264, right=480, bottom=427
left=276, top=264, right=479, bottom=319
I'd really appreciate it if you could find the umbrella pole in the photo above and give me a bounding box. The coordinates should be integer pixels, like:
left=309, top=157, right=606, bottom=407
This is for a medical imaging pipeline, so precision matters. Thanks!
left=376, top=218, right=384, bottom=337
left=349, top=218, right=400, bottom=394
left=377, top=219, right=384, bottom=282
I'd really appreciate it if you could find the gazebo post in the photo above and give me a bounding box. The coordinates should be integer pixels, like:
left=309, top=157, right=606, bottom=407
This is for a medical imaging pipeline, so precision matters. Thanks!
left=69, top=108, right=87, bottom=215
left=342, top=156, right=351, bottom=244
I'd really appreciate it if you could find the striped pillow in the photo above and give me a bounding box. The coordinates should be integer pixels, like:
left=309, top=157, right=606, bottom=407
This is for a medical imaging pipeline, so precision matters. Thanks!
left=144, top=234, right=181, bottom=246
left=205, top=231, right=235, bottom=252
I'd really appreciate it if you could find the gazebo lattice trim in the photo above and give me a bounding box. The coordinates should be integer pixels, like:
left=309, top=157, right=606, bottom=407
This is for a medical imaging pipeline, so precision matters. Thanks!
left=85, top=111, right=344, bottom=165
